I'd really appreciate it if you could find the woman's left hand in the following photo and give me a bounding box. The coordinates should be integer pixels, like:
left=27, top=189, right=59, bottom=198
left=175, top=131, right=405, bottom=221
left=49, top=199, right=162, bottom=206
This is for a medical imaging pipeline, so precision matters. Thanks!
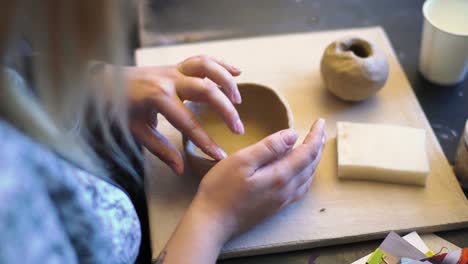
left=123, top=55, right=244, bottom=175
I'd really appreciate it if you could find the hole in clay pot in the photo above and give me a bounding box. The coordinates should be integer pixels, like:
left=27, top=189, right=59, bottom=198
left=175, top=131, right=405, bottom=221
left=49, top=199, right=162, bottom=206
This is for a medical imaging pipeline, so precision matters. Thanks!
left=339, top=39, right=373, bottom=58
left=348, top=43, right=371, bottom=58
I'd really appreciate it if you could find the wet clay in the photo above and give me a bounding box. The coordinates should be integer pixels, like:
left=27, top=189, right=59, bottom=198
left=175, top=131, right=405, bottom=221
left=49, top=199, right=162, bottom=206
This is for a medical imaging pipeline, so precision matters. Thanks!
left=184, top=83, right=293, bottom=176
left=320, top=37, right=389, bottom=102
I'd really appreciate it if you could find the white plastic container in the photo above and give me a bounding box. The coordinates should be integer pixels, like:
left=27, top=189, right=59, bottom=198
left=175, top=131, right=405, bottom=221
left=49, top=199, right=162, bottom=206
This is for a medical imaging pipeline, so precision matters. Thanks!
left=455, top=120, right=468, bottom=188
left=419, top=0, right=468, bottom=85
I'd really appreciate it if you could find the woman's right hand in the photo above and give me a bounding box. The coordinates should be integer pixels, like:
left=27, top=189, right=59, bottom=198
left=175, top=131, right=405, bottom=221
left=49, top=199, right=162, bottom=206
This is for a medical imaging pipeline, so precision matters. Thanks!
left=123, top=55, right=243, bottom=175
left=158, top=119, right=325, bottom=263
left=192, top=118, right=326, bottom=242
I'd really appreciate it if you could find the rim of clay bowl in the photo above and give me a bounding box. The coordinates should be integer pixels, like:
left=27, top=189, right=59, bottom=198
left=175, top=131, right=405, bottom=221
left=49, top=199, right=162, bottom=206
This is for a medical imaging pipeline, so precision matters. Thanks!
left=183, top=82, right=294, bottom=170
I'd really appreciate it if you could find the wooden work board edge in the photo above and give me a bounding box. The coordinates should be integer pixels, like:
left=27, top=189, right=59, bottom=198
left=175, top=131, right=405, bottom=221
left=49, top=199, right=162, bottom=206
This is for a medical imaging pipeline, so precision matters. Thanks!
left=220, top=221, right=468, bottom=258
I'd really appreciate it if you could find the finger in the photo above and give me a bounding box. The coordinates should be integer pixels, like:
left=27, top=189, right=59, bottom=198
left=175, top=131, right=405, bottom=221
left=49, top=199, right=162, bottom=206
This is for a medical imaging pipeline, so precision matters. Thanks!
left=235, top=129, right=298, bottom=170
left=284, top=139, right=324, bottom=190
left=209, top=56, right=242, bottom=76
left=281, top=118, right=325, bottom=175
left=260, top=118, right=326, bottom=186
left=178, top=55, right=241, bottom=103
left=304, top=119, right=327, bottom=144
left=157, top=97, right=227, bottom=160
left=276, top=173, right=314, bottom=210
left=290, top=174, right=314, bottom=204
left=132, top=124, right=184, bottom=175
left=178, top=77, right=244, bottom=134
left=181, top=55, right=241, bottom=76
left=289, top=135, right=325, bottom=188
left=260, top=136, right=323, bottom=193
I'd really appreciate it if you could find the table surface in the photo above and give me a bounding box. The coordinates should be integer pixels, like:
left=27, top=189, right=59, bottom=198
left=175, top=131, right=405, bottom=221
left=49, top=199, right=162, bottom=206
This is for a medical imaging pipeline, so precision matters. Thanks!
left=137, top=0, right=468, bottom=262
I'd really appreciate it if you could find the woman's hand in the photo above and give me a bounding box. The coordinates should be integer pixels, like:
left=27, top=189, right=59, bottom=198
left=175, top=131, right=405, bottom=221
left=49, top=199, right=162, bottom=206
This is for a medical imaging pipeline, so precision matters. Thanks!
left=195, top=118, right=326, bottom=239
left=124, top=55, right=244, bottom=175
left=158, top=119, right=326, bottom=264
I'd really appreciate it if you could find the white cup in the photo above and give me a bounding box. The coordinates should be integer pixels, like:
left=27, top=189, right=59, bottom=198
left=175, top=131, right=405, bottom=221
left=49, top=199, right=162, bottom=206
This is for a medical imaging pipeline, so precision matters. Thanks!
left=419, top=0, right=468, bottom=85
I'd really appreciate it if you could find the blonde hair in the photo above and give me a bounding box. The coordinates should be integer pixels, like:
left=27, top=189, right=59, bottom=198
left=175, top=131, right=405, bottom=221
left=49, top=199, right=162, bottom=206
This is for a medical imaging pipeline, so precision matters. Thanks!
left=0, top=0, right=141, bottom=181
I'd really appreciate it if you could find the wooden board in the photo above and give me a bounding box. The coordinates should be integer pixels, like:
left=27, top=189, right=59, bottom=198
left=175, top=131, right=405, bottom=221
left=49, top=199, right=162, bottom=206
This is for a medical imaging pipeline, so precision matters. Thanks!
left=136, top=27, right=468, bottom=259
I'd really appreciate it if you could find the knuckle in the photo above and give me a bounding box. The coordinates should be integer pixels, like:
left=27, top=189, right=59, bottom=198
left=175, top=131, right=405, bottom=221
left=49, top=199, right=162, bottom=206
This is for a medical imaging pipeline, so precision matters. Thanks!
left=264, top=138, right=284, bottom=157
left=272, top=173, right=288, bottom=189
left=154, top=80, right=174, bottom=97
left=202, top=79, right=217, bottom=95
left=276, top=190, right=290, bottom=207
left=199, top=86, right=212, bottom=98
left=230, top=150, right=244, bottom=158
left=292, top=190, right=306, bottom=203
left=195, top=54, right=211, bottom=65
left=300, top=146, right=318, bottom=165
left=281, top=190, right=291, bottom=203
left=231, top=153, right=251, bottom=167
left=229, top=149, right=254, bottom=168
left=245, top=177, right=261, bottom=192
left=186, top=116, right=200, bottom=131
left=310, top=145, right=320, bottom=160
left=310, top=139, right=324, bottom=158
left=309, top=166, right=318, bottom=178
left=297, top=175, right=309, bottom=187
left=229, top=152, right=242, bottom=160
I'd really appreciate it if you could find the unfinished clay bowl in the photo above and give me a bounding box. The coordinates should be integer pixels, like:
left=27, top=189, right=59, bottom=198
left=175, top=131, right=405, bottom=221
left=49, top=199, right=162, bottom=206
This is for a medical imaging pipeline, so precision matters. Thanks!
left=184, top=83, right=294, bottom=177
left=320, top=36, right=389, bottom=102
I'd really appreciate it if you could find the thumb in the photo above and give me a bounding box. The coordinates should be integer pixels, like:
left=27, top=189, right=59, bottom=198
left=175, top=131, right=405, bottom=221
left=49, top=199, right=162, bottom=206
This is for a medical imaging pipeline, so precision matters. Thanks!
left=238, top=129, right=298, bottom=169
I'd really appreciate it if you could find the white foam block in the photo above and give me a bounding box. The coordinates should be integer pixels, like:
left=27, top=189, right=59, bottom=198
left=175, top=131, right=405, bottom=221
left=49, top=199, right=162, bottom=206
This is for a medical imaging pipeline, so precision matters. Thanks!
left=337, top=122, right=429, bottom=186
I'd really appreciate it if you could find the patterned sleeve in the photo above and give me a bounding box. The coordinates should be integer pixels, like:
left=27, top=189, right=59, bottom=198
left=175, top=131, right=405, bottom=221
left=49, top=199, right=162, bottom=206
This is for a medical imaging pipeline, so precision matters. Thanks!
left=0, top=168, right=78, bottom=264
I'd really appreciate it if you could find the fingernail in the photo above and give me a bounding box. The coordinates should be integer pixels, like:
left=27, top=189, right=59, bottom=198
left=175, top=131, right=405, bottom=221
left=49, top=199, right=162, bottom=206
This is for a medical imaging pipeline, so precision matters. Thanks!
left=315, top=118, right=326, bottom=131
left=170, top=161, right=183, bottom=175
left=209, top=145, right=227, bottom=160
left=234, top=119, right=245, bottom=134
left=231, top=65, right=242, bottom=73
left=217, top=148, right=228, bottom=159
left=281, top=129, right=298, bottom=146
left=234, top=90, right=242, bottom=104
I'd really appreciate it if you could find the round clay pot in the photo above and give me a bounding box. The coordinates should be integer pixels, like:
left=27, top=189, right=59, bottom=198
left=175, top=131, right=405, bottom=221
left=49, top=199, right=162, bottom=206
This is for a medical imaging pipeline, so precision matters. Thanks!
left=184, top=83, right=294, bottom=177
left=320, top=37, right=389, bottom=102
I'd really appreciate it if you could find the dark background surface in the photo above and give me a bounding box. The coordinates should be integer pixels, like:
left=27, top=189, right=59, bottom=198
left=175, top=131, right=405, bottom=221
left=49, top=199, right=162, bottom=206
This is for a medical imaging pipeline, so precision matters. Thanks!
left=136, top=0, right=468, bottom=262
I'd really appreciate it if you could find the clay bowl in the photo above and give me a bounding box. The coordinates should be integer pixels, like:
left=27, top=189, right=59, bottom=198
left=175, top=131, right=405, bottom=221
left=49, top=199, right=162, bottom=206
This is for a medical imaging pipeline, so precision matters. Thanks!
left=184, top=83, right=294, bottom=177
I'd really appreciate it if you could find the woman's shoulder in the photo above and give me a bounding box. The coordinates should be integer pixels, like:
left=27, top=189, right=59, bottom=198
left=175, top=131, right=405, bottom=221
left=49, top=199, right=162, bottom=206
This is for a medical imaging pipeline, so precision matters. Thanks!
left=0, top=119, right=50, bottom=176
left=0, top=121, right=112, bottom=263
left=0, top=119, right=69, bottom=184
left=0, top=120, right=141, bottom=263
left=0, top=120, right=82, bottom=263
